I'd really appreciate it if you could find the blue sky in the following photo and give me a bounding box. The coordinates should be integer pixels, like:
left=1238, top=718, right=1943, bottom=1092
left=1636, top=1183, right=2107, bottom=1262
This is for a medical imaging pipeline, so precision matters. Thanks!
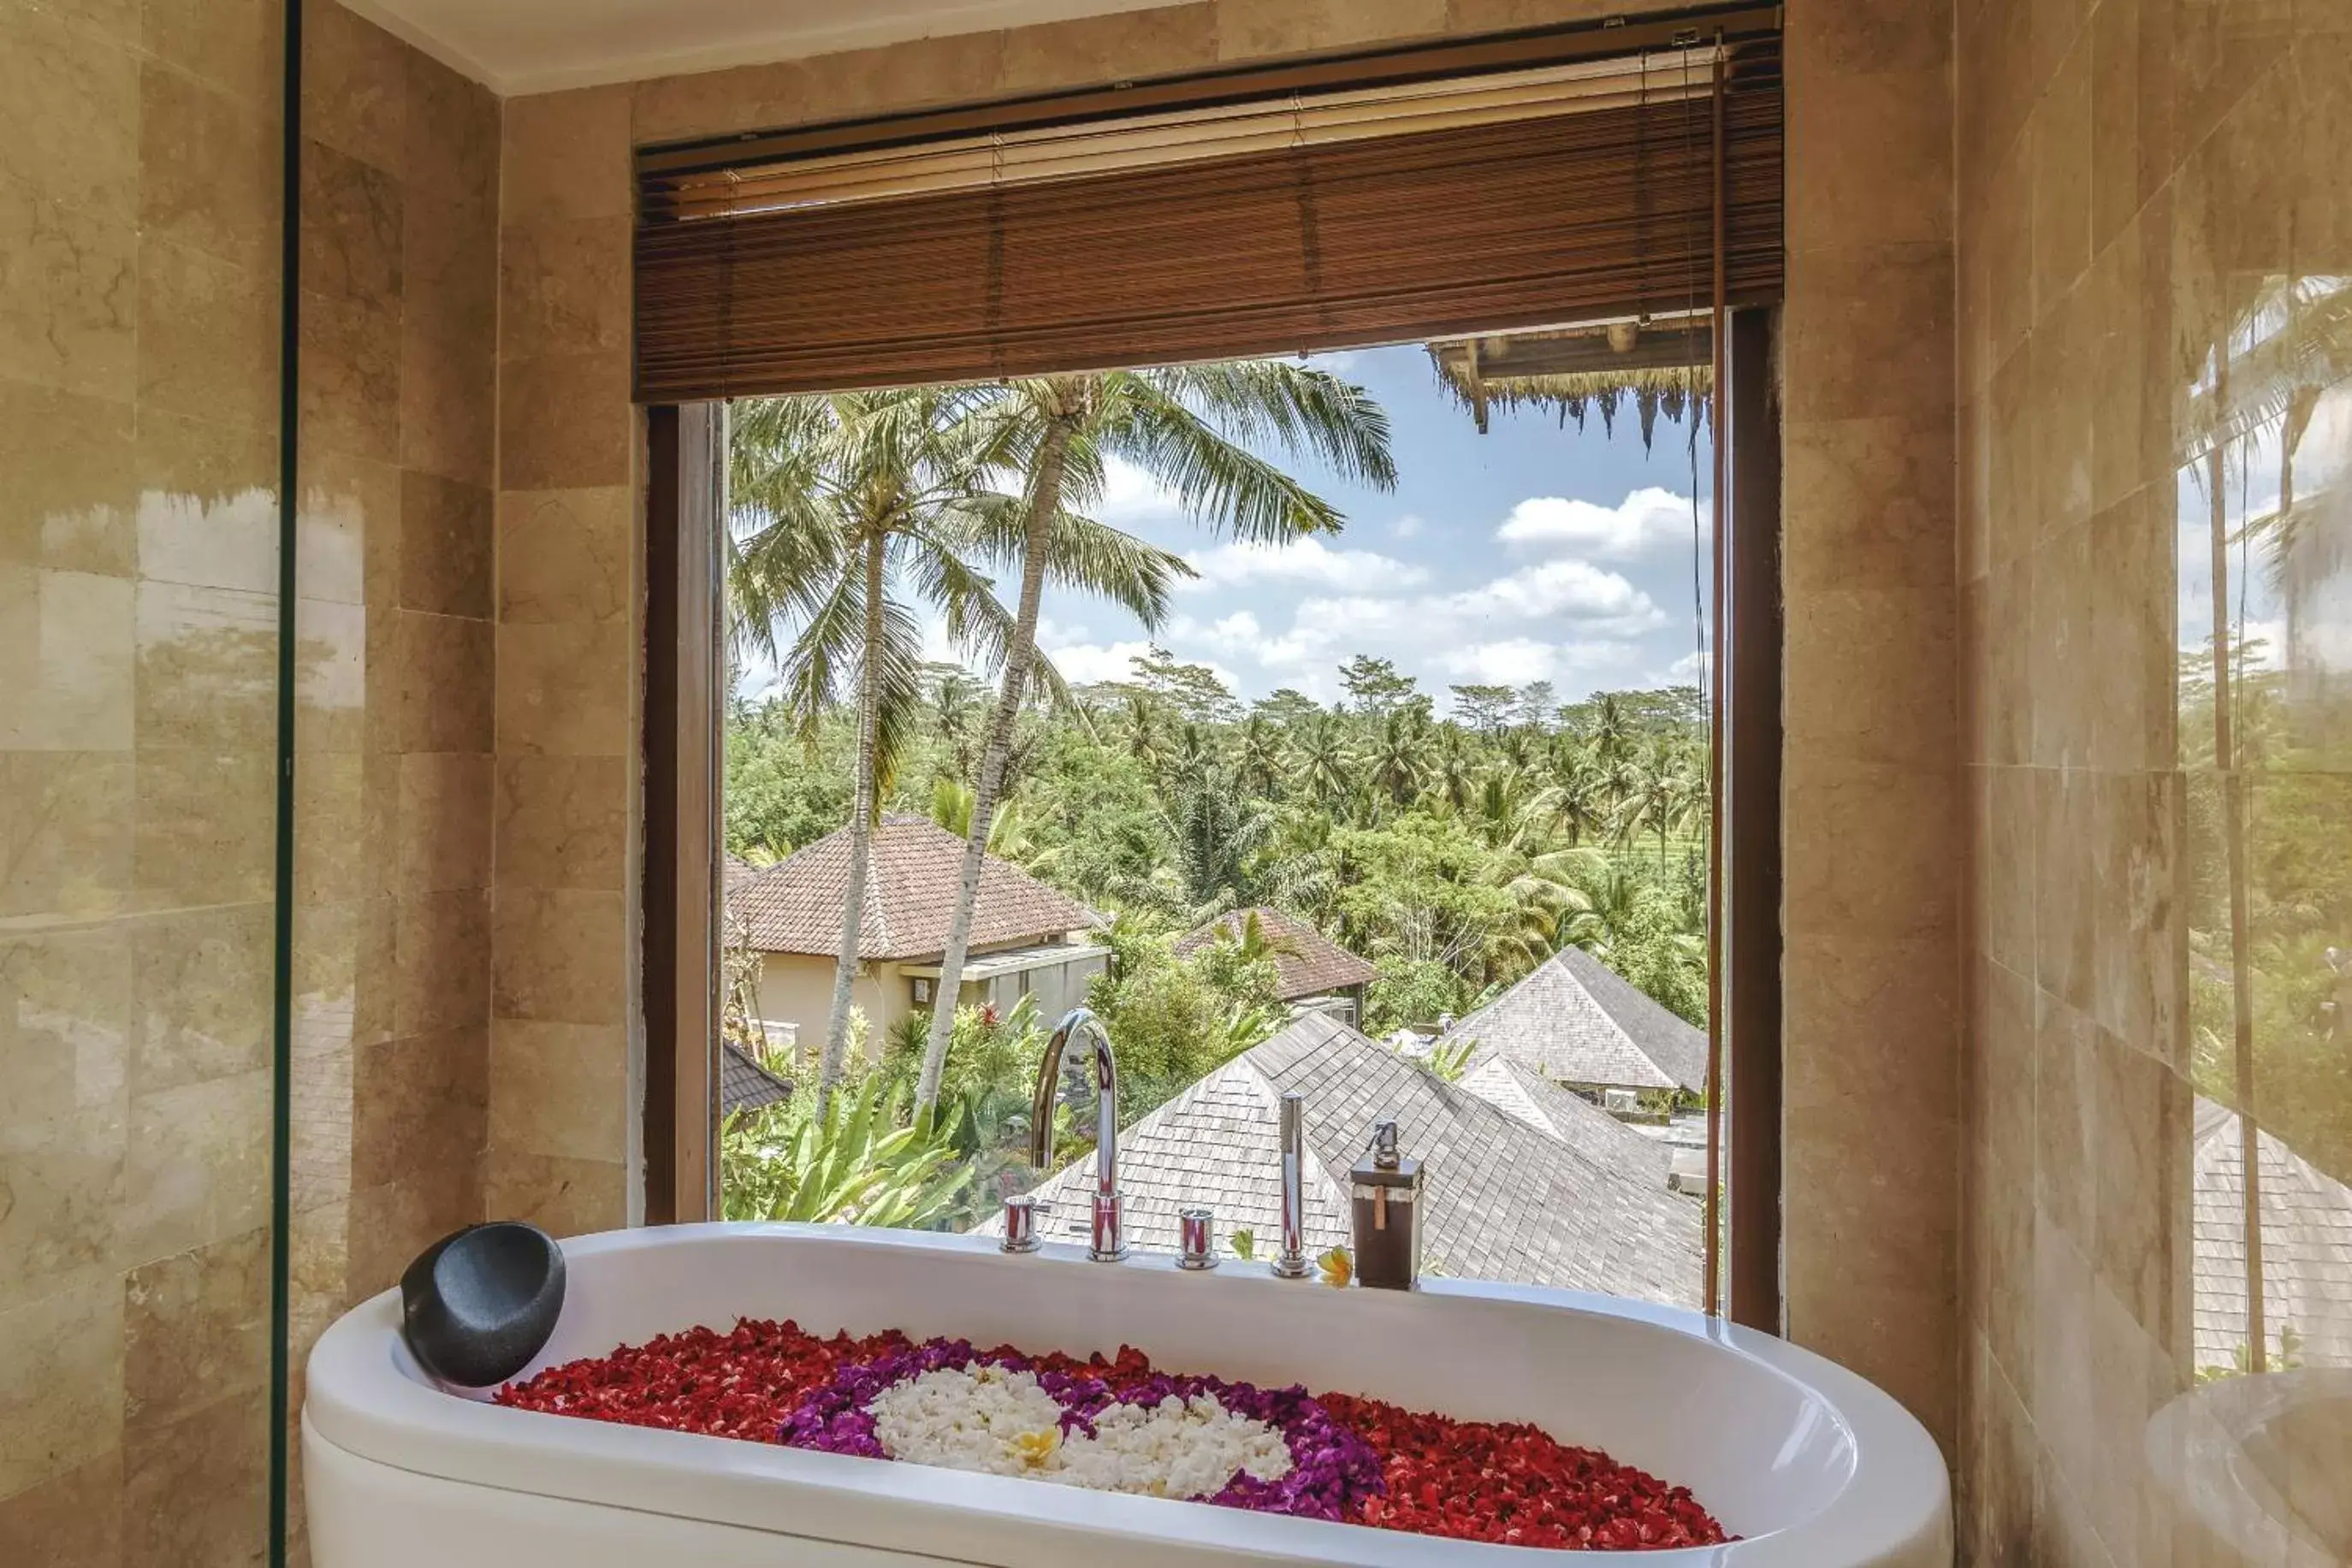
left=1010, top=343, right=1715, bottom=713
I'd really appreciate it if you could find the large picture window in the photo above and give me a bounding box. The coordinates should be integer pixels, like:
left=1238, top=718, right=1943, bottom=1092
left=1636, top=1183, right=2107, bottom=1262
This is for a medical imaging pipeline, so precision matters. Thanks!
left=641, top=9, right=1784, bottom=1327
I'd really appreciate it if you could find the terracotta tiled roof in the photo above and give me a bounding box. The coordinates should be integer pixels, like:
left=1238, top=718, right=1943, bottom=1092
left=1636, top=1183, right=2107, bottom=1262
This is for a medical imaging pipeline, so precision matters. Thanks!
left=723, top=853, right=763, bottom=900
left=1171, top=908, right=1379, bottom=1001
left=996, top=1014, right=1701, bottom=1306
left=730, top=814, right=1095, bottom=962
left=1439, top=945, right=1709, bottom=1093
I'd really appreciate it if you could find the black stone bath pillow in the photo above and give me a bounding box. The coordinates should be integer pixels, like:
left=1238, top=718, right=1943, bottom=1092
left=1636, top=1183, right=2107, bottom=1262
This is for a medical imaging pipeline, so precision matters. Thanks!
left=399, top=1221, right=566, bottom=1388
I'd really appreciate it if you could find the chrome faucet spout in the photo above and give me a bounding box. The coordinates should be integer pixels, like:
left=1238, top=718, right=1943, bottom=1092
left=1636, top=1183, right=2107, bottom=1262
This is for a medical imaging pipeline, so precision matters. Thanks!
left=1030, top=1006, right=1126, bottom=1261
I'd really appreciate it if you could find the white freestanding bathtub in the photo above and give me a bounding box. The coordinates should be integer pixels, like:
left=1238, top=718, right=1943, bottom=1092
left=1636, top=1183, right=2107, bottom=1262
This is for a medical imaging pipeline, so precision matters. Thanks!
left=303, top=1224, right=1950, bottom=1567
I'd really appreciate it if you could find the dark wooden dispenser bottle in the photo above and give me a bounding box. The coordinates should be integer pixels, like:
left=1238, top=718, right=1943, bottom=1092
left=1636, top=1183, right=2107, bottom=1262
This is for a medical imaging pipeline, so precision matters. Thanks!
left=1349, top=1119, right=1423, bottom=1290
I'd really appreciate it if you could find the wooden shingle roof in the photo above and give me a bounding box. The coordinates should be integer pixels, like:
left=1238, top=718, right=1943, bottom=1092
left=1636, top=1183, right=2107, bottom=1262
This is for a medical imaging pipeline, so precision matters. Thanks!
left=1439, top=945, right=1709, bottom=1093
left=1171, top=908, right=1379, bottom=1001
left=2194, top=1096, right=2352, bottom=1370
left=1000, top=1015, right=1701, bottom=1307
left=730, top=814, right=1094, bottom=962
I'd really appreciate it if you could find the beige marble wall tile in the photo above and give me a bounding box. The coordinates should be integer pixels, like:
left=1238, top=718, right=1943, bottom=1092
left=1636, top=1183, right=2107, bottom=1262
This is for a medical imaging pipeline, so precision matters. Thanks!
left=0, top=1279, right=125, bottom=1499
left=297, top=447, right=399, bottom=608
left=390, top=886, right=492, bottom=1039
left=345, top=1160, right=482, bottom=1299
left=0, top=567, right=134, bottom=752
left=0, top=379, right=137, bottom=575
left=484, top=1150, right=627, bottom=1238
left=496, top=619, right=632, bottom=755
left=498, top=351, right=633, bottom=489
left=397, top=470, right=494, bottom=619
left=0, top=181, right=139, bottom=402
left=1783, top=759, right=1960, bottom=941
left=302, top=139, right=403, bottom=312
left=3, top=0, right=302, bottom=1544
left=121, top=1387, right=269, bottom=1568
left=489, top=1019, right=628, bottom=1164
left=0, top=930, right=131, bottom=1314
left=1787, top=67, right=1956, bottom=253
left=404, top=50, right=498, bottom=217
left=132, top=748, right=276, bottom=909
left=491, top=887, right=627, bottom=1027
left=496, top=486, right=631, bottom=624
left=999, top=3, right=1217, bottom=90
left=393, top=750, right=494, bottom=896
left=1785, top=588, right=1958, bottom=770
left=390, top=608, right=494, bottom=753
left=139, top=65, right=279, bottom=275
left=498, top=217, right=631, bottom=363
left=119, top=1069, right=270, bottom=1268
left=143, top=0, right=284, bottom=110
left=501, top=86, right=633, bottom=227
left=131, top=903, right=274, bottom=1094
left=495, top=754, right=626, bottom=891
left=1781, top=244, right=1957, bottom=423
left=122, top=1226, right=269, bottom=1433
left=0, top=751, right=134, bottom=921
left=0, top=1453, right=125, bottom=1568
left=0, top=3, right=140, bottom=222
left=1782, top=413, right=1959, bottom=591
left=301, top=0, right=406, bottom=177
left=352, top=1026, right=487, bottom=1189
left=137, top=241, right=278, bottom=434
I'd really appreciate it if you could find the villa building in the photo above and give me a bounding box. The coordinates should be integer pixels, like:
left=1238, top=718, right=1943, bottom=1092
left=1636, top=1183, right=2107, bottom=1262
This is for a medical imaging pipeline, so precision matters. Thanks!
left=1172, top=908, right=1380, bottom=1027
left=728, top=814, right=1109, bottom=1048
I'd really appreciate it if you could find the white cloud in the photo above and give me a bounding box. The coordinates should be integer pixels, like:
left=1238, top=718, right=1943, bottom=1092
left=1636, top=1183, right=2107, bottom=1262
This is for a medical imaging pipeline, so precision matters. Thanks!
left=1094, top=455, right=1188, bottom=530
left=1647, top=648, right=1711, bottom=687
left=1389, top=514, right=1425, bottom=540
left=1496, top=486, right=1707, bottom=559
left=1180, top=553, right=1663, bottom=699
left=1431, top=638, right=1644, bottom=686
left=1439, top=558, right=1664, bottom=630
left=1181, top=535, right=1431, bottom=593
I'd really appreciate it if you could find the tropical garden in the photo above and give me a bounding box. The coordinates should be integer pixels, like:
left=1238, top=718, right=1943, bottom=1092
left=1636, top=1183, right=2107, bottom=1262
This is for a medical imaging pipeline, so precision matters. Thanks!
left=715, top=359, right=1712, bottom=1226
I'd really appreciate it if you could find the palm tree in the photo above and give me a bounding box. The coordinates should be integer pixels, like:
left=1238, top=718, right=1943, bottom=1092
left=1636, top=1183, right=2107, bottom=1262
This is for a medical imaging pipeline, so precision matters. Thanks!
left=1157, top=760, right=1278, bottom=918
left=916, top=362, right=1395, bottom=1109
left=932, top=668, right=983, bottom=778
left=1366, top=707, right=1428, bottom=813
left=1120, top=692, right=1176, bottom=772
left=1291, top=713, right=1353, bottom=808
left=730, top=390, right=1037, bottom=1111
left=1425, top=727, right=1478, bottom=814
left=1233, top=713, right=1289, bottom=798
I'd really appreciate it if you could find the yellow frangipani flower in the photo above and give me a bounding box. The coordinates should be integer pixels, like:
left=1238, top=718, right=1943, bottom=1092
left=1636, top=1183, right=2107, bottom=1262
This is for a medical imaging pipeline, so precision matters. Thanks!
left=1009, top=1427, right=1060, bottom=1467
left=1317, top=1246, right=1354, bottom=1288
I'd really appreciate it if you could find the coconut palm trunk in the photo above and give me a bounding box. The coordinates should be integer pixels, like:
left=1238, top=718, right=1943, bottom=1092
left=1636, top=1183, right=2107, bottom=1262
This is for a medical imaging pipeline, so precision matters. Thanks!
left=916, top=412, right=1075, bottom=1109
left=817, top=530, right=887, bottom=1113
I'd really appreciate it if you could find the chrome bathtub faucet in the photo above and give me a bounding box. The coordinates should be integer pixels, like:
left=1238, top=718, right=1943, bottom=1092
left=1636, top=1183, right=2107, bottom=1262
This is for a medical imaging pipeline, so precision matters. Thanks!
left=1029, top=1006, right=1127, bottom=1262
left=1272, top=1092, right=1312, bottom=1279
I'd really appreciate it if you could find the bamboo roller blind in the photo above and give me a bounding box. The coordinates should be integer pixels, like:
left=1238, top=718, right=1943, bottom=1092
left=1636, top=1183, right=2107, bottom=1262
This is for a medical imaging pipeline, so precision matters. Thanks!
left=633, top=27, right=1782, bottom=402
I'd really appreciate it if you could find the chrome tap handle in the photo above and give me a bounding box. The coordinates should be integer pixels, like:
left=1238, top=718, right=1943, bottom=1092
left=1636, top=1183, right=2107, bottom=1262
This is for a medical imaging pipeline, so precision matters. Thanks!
left=999, top=1194, right=1040, bottom=1253
left=1178, top=1207, right=1217, bottom=1271
left=1273, top=1092, right=1312, bottom=1278
left=1034, top=1007, right=1127, bottom=1262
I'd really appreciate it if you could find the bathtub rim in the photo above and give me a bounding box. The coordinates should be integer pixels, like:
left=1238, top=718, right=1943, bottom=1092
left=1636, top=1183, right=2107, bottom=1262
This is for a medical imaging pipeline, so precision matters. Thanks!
left=305, top=1222, right=1950, bottom=1568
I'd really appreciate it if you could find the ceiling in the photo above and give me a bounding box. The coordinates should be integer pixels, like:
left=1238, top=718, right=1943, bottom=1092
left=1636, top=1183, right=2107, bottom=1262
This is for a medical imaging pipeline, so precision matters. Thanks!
left=347, top=0, right=1186, bottom=95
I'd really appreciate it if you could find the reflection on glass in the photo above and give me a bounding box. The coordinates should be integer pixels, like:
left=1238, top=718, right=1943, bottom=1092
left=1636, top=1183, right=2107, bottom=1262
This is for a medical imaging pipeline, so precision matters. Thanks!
left=2164, top=269, right=2352, bottom=1564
